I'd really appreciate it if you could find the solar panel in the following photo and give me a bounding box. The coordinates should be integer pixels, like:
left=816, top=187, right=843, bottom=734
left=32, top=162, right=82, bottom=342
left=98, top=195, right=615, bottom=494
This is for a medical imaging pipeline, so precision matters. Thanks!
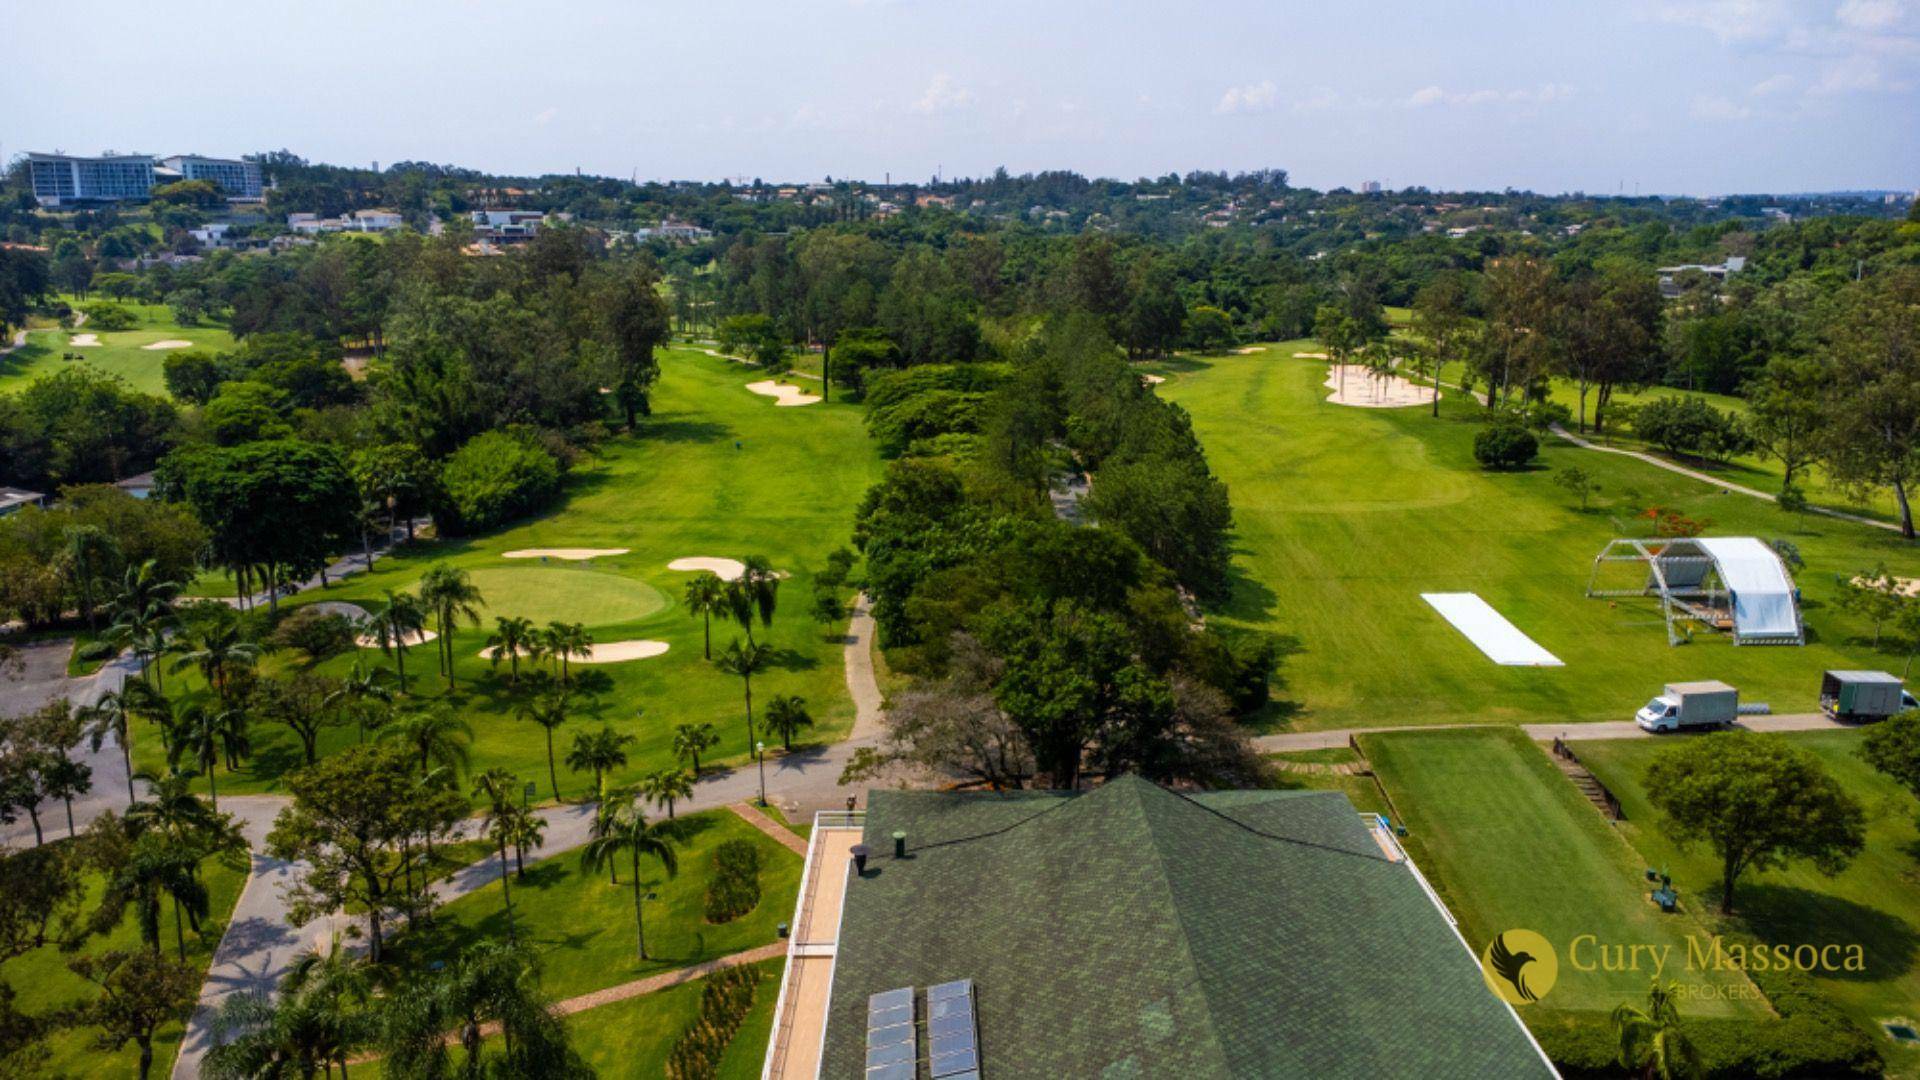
left=927, top=979, right=973, bottom=1002
left=866, top=987, right=920, bottom=1078
left=930, top=1046, right=980, bottom=1077
left=926, top=979, right=980, bottom=1079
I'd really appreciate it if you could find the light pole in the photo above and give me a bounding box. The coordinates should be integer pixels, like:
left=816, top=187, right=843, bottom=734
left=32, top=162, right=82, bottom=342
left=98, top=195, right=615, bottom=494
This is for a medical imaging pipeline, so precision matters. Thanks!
left=755, top=741, right=767, bottom=807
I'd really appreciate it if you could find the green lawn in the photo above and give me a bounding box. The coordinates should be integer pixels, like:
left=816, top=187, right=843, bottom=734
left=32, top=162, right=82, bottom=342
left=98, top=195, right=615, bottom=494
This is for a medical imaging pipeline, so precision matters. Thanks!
left=390, top=809, right=801, bottom=1002
left=0, top=299, right=234, bottom=398
left=1154, top=345, right=1920, bottom=731
left=1359, top=727, right=1763, bottom=1016
left=0, top=844, right=249, bottom=1078
left=1576, top=730, right=1920, bottom=1075
left=144, top=346, right=882, bottom=799
left=360, top=958, right=785, bottom=1079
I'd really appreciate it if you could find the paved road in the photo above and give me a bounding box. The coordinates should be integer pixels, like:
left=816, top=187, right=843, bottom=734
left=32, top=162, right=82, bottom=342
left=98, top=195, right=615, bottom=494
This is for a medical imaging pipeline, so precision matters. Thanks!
left=0, top=642, right=144, bottom=848
left=1254, top=711, right=1848, bottom=752
left=172, top=594, right=889, bottom=1076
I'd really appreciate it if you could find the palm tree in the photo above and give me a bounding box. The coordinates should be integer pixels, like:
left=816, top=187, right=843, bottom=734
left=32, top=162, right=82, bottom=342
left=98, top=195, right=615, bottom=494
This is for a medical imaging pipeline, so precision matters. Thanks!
left=81, top=684, right=161, bottom=805
left=485, top=616, right=536, bottom=685
left=61, top=524, right=122, bottom=632
left=545, top=622, right=592, bottom=685
left=474, top=768, right=522, bottom=941
left=502, top=805, right=546, bottom=879
left=515, top=691, right=571, bottom=800
left=171, top=615, right=261, bottom=706
left=565, top=727, right=634, bottom=797
left=580, top=805, right=679, bottom=961
left=417, top=563, right=485, bottom=690
left=215, top=702, right=252, bottom=772
left=588, top=789, right=631, bottom=885
left=637, top=768, right=694, bottom=819
left=364, top=589, right=428, bottom=693
left=763, top=694, right=813, bottom=752
left=1612, top=979, right=1702, bottom=1080
left=168, top=704, right=226, bottom=812
left=714, top=639, right=769, bottom=753
left=125, top=769, right=238, bottom=858
left=326, top=659, right=394, bottom=743
left=740, top=556, right=781, bottom=637
left=207, top=941, right=371, bottom=1079
left=103, top=838, right=209, bottom=959
left=682, top=573, right=726, bottom=659
left=672, top=722, right=719, bottom=775
left=379, top=941, right=580, bottom=1079
left=379, top=705, right=472, bottom=779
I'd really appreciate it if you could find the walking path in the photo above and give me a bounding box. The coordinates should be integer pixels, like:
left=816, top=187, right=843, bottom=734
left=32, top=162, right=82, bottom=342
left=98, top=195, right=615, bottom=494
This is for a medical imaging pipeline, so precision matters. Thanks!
left=729, top=802, right=810, bottom=856
left=1252, top=711, right=1845, bottom=753
left=174, top=593, right=888, bottom=1075
left=214, top=519, right=427, bottom=610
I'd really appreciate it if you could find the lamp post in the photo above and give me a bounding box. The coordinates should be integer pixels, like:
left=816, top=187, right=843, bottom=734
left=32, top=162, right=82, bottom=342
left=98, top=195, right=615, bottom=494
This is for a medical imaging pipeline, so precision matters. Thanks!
left=755, top=740, right=767, bottom=807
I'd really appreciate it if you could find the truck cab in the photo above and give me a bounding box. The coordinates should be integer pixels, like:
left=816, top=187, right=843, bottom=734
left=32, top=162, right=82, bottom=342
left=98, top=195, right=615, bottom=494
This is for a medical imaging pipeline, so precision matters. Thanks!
left=1635, top=696, right=1682, bottom=732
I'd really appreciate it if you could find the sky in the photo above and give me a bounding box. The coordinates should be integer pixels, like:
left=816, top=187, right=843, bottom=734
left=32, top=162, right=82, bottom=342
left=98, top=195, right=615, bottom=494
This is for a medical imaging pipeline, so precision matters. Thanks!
left=5, top=0, right=1916, bottom=195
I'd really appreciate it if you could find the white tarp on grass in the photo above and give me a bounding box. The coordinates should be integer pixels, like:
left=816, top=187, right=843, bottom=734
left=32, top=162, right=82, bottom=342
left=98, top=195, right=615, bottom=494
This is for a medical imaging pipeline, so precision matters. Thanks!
left=1693, top=537, right=1801, bottom=642
left=1422, top=592, right=1565, bottom=667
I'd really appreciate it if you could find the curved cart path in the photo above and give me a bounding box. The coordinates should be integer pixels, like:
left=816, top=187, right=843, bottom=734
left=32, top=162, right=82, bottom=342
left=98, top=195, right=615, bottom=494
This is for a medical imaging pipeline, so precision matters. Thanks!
left=174, top=594, right=887, bottom=1076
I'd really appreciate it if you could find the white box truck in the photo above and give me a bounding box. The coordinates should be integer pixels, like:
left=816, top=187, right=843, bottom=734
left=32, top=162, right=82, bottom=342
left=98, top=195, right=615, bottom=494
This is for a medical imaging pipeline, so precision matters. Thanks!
left=1820, top=671, right=1918, bottom=722
left=1635, top=681, right=1739, bottom=733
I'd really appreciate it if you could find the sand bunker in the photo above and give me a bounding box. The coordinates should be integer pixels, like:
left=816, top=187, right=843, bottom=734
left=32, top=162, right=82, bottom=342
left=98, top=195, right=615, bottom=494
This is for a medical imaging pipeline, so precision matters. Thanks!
left=481, top=640, right=669, bottom=664
left=1141, top=374, right=1167, bottom=385
left=69, top=333, right=100, bottom=347
left=502, top=548, right=629, bottom=561
left=1233, top=347, right=1262, bottom=355
left=141, top=340, right=193, bottom=351
left=744, top=380, right=822, bottom=407
left=357, top=628, right=437, bottom=648
left=1323, top=365, right=1440, bottom=409
left=1293, top=351, right=1328, bottom=359
left=669, top=557, right=746, bottom=581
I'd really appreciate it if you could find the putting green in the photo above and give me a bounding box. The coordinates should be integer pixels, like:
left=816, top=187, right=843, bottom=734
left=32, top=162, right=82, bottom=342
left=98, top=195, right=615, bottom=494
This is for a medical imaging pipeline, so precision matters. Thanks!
left=464, top=565, right=668, bottom=627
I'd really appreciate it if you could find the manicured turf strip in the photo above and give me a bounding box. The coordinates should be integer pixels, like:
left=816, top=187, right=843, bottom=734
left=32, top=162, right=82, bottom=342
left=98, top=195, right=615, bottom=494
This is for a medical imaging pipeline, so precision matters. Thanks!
left=1576, top=729, right=1920, bottom=1074
left=1155, top=345, right=1920, bottom=730
left=1358, top=727, right=1762, bottom=1016
left=0, top=300, right=235, bottom=399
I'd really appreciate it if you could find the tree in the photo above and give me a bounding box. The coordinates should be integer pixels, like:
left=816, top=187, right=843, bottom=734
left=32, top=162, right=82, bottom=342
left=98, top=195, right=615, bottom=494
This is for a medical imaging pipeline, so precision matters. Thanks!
left=486, top=615, right=536, bottom=684
left=1838, top=567, right=1909, bottom=648
left=417, top=563, right=484, bottom=690
left=580, top=806, right=679, bottom=961
left=379, top=705, right=472, bottom=780
left=1553, top=464, right=1601, bottom=510
left=1556, top=265, right=1661, bottom=434
left=1644, top=732, right=1866, bottom=914
left=437, top=432, right=563, bottom=536
left=170, top=610, right=261, bottom=706
left=737, top=556, right=781, bottom=641
left=1823, top=269, right=1920, bottom=538
left=96, top=834, right=209, bottom=960
left=1860, top=713, right=1920, bottom=805
left=253, top=672, right=341, bottom=766
left=81, top=686, right=147, bottom=805
left=1473, top=424, right=1538, bottom=470
left=0, top=842, right=83, bottom=960
left=473, top=769, right=523, bottom=939
left=61, top=524, right=122, bottom=633
left=637, top=768, right=693, bottom=819
left=682, top=573, right=726, bottom=660
left=268, top=744, right=464, bottom=963
left=1182, top=305, right=1235, bottom=353
left=13, top=699, right=91, bottom=837
left=515, top=691, right=571, bottom=800
left=167, top=703, right=232, bottom=812
left=604, top=265, right=671, bottom=428
left=1744, top=356, right=1828, bottom=492
left=203, top=946, right=372, bottom=1080
left=672, top=722, right=719, bottom=775
left=714, top=639, right=770, bottom=754
left=565, top=727, right=634, bottom=797
left=326, top=659, right=393, bottom=743
left=63, top=950, right=199, bottom=1080
left=1412, top=272, right=1472, bottom=419
left=763, top=694, right=813, bottom=752
left=1611, top=979, right=1703, bottom=1080
left=364, top=589, right=427, bottom=693
left=544, top=622, right=592, bottom=685
left=378, top=941, right=589, bottom=1079
left=811, top=578, right=848, bottom=629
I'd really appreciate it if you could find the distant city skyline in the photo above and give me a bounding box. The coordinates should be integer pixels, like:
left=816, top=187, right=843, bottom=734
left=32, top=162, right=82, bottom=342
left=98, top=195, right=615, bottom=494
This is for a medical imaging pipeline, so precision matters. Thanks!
left=6, top=0, right=1917, bottom=196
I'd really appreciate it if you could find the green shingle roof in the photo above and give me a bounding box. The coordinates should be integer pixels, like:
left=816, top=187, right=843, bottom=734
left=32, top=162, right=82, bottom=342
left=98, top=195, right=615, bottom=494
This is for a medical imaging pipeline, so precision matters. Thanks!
left=821, top=775, right=1554, bottom=1079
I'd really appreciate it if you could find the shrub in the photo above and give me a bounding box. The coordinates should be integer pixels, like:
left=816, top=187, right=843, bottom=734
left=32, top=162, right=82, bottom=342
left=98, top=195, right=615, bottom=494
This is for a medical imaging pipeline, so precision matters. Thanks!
left=1630, top=396, right=1751, bottom=460
left=1473, top=424, right=1538, bottom=470
left=703, top=839, right=763, bottom=923
left=436, top=431, right=562, bottom=536
left=79, top=301, right=138, bottom=332
left=663, top=963, right=765, bottom=1080
left=270, top=607, right=357, bottom=663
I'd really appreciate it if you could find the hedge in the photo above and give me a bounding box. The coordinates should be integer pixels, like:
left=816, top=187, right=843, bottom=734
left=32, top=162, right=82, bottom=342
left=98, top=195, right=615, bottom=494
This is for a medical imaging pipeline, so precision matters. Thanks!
left=703, top=839, right=763, bottom=924
left=664, top=963, right=764, bottom=1080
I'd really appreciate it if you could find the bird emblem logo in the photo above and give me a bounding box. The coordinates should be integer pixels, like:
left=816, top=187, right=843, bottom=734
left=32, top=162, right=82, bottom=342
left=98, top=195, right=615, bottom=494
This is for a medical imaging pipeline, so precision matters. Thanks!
left=1480, top=929, right=1558, bottom=1005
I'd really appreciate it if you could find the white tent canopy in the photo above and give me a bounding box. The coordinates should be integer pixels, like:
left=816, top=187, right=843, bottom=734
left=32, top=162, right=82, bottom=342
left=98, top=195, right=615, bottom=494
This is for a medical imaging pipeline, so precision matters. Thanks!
left=1587, top=536, right=1804, bottom=646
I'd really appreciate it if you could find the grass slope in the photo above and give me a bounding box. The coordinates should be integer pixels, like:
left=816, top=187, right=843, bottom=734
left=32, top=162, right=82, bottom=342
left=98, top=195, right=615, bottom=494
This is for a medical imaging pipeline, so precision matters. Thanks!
left=391, top=808, right=801, bottom=1002
left=0, top=845, right=249, bottom=1077
left=1154, top=345, right=1920, bottom=731
left=1576, top=730, right=1920, bottom=1074
left=1360, top=727, right=1762, bottom=1016
left=0, top=300, right=233, bottom=399
left=142, top=347, right=882, bottom=798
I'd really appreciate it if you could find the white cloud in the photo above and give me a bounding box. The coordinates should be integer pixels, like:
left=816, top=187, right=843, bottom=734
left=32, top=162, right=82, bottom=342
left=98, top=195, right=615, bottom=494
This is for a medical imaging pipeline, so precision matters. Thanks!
left=1690, top=93, right=1755, bottom=118
left=1809, top=58, right=1890, bottom=91
left=910, top=73, right=973, bottom=114
left=533, top=107, right=558, bottom=125
left=1291, top=86, right=1342, bottom=112
left=1215, top=80, right=1278, bottom=113
left=1403, top=83, right=1576, bottom=107
left=1749, top=72, right=1797, bottom=93
left=1649, top=0, right=1792, bottom=42
left=1837, top=0, right=1903, bottom=29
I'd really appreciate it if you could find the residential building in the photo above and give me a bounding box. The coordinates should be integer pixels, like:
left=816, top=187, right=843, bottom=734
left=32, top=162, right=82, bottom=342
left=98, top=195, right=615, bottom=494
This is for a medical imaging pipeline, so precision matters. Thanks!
left=469, top=209, right=545, bottom=244
left=634, top=219, right=712, bottom=243
left=114, top=472, right=156, bottom=500
left=764, top=776, right=1557, bottom=1079
left=1656, top=256, right=1746, bottom=298
left=0, top=488, right=47, bottom=516
left=287, top=210, right=404, bottom=236
left=160, top=155, right=264, bottom=200
left=25, top=152, right=156, bottom=206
